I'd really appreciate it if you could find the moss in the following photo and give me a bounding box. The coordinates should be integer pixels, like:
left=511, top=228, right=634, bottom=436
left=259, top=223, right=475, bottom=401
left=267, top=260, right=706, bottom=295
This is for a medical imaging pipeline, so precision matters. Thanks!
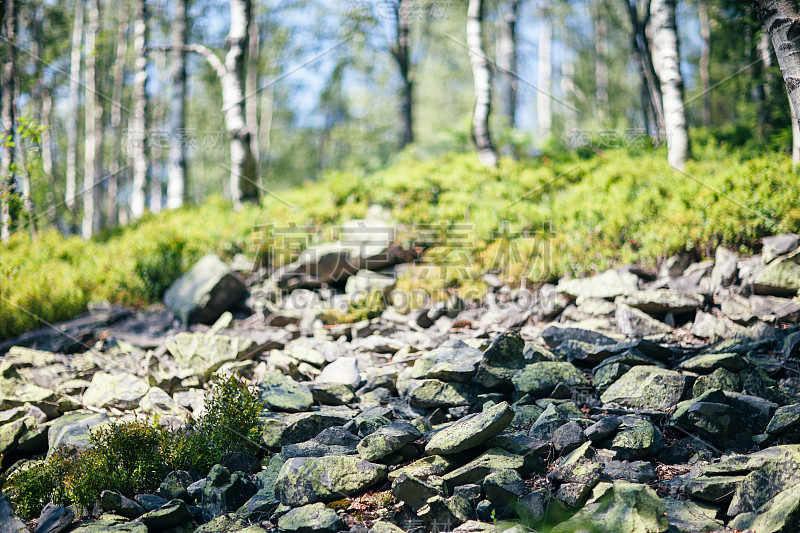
left=3, top=375, right=265, bottom=519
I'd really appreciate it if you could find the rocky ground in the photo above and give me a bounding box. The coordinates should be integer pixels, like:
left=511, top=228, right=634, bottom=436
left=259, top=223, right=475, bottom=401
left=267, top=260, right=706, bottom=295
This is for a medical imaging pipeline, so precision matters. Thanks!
left=2, top=219, right=800, bottom=533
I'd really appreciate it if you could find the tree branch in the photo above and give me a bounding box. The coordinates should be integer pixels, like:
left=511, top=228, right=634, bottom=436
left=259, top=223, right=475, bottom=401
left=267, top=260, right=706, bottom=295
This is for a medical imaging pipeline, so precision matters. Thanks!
left=148, top=43, right=226, bottom=79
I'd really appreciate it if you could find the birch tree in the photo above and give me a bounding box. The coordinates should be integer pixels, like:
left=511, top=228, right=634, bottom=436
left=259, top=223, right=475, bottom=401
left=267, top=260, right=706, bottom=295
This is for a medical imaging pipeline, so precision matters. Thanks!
left=108, top=2, right=128, bottom=224
left=537, top=18, right=552, bottom=138
left=66, top=0, right=83, bottom=215
left=130, top=0, right=149, bottom=220
left=698, top=0, right=711, bottom=127
left=755, top=0, right=800, bottom=157
left=82, top=0, right=102, bottom=238
left=625, top=0, right=664, bottom=136
left=651, top=0, right=691, bottom=169
left=497, top=0, right=520, bottom=129
left=390, top=0, right=414, bottom=148
left=167, top=0, right=188, bottom=209
left=0, top=0, right=16, bottom=241
left=467, top=0, right=498, bottom=167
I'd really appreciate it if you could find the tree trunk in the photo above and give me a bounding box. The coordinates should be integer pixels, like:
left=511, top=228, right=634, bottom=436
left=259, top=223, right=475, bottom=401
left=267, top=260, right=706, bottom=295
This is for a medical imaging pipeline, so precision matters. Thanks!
left=651, top=0, right=691, bottom=169
left=1, top=0, right=17, bottom=241
left=626, top=0, right=665, bottom=137
left=391, top=0, right=414, bottom=148
left=595, top=7, right=609, bottom=122
left=151, top=50, right=166, bottom=214
left=497, top=0, right=519, bottom=129
left=108, top=2, right=128, bottom=225
left=225, top=0, right=258, bottom=208
left=66, top=0, right=83, bottom=217
left=167, top=0, right=188, bottom=210
left=537, top=19, right=552, bottom=138
left=698, top=0, right=711, bottom=127
left=755, top=0, right=800, bottom=146
left=560, top=60, right=578, bottom=134
left=246, top=2, right=260, bottom=175
left=130, top=0, right=149, bottom=220
left=82, top=0, right=101, bottom=238
left=467, top=0, right=497, bottom=166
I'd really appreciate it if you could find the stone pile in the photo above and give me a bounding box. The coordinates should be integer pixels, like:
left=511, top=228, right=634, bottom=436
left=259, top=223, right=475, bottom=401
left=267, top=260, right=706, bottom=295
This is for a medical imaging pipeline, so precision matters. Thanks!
left=1, top=231, right=800, bottom=532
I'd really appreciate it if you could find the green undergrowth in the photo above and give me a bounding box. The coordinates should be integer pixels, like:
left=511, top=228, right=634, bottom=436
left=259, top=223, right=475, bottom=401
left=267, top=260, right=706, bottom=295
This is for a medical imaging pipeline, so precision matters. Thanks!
left=2, top=375, right=265, bottom=520
left=3, top=140, right=800, bottom=337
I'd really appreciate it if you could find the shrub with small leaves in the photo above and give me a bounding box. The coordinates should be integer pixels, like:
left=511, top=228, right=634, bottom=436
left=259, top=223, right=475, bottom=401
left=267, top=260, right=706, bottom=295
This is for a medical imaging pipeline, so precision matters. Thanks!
left=196, top=374, right=266, bottom=458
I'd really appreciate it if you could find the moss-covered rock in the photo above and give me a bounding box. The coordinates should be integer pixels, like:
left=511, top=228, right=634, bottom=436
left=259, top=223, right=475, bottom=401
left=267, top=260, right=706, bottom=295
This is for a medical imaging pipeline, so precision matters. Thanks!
left=511, top=362, right=588, bottom=398
left=277, top=502, right=343, bottom=533
left=357, top=421, right=421, bottom=462
left=473, top=332, right=527, bottom=389
left=692, top=367, right=740, bottom=397
left=258, top=370, right=313, bottom=413
left=408, top=379, right=478, bottom=409
left=388, top=455, right=460, bottom=481
left=551, top=481, right=669, bottom=533
left=600, top=366, right=688, bottom=411
left=426, top=401, right=514, bottom=455
left=679, top=352, right=745, bottom=373
left=275, top=455, right=388, bottom=506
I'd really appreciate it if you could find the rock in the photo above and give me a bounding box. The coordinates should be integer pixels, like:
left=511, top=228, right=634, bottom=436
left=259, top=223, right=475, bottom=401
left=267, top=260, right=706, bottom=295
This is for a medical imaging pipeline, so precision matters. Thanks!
left=600, top=460, right=656, bottom=483
left=511, top=362, right=588, bottom=398
left=164, top=331, right=254, bottom=383
left=515, top=488, right=549, bottom=526
left=163, top=254, right=248, bottom=324
left=0, top=493, right=27, bottom=533
left=134, top=494, right=169, bottom=512
left=307, top=382, right=356, bottom=406
left=693, top=368, right=740, bottom=397
left=47, top=411, right=109, bottom=456
left=584, top=416, right=622, bottom=442
left=138, top=387, right=187, bottom=418
left=316, top=357, right=362, bottom=389
left=388, top=455, right=461, bottom=482
left=678, top=352, right=745, bottom=373
left=416, top=494, right=472, bottom=527
left=453, top=484, right=481, bottom=503
left=616, top=289, right=704, bottom=314
left=194, top=515, right=262, bottom=532
left=408, top=379, right=477, bottom=409
left=690, top=311, right=746, bottom=341
left=551, top=481, right=669, bottom=533
left=766, top=404, right=800, bottom=435
left=392, top=473, right=445, bottom=511
left=541, top=325, right=616, bottom=348
left=442, top=448, right=531, bottom=489
left=685, top=475, right=745, bottom=503
left=259, top=371, right=313, bottom=412
left=528, top=403, right=573, bottom=441
left=157, top=471, right=196, bottom=502
left=419, top=339, right=483, bottom=383
left=548, top=442, right=603, bottom=485
left=616, top=304, right=672, bottom=337
left=711, top=247, right=739, bottom=290
left=138, top=499, right=192, bottom=531
left=357, top=421, right=421, bottom=461
left=35, top=503, right=74, bottom=533
left=605, top=416, right=657, bottom=461
left=557, top=269, right=640, bottom=300
left=483, top=469, right=525, bottom=508
left=553, top=421, right=588, bottom=455
left=727, top=445, right=800, bottom=517
left=600, top=366, right=689, bottom=411
left=345, top=269, right=396, bottom=296
left=82, top=372, right=150, bottom=410
left=314, top=427, right=360, bottom=448
left=371, top=521, right=406, bottom=533
left=754, top=255, right=800, bottom=297
left=277, top=503, right=344, bottom=533
left=266, top=409, right=355, bottom=446
left=275, top=455, right=388, bottom=505
left=764, top=234, right=800, bottom=263
left=200, top=464, right=258, bottom=522
left=100, top=490, right=146, bottom=518
left=71, top=518, right=147, bottom=532
left=660, top=497, right=722, bottom=533
left=425, top=401, right=514, bottom=455
left=473, top=332, right=526, bottom=388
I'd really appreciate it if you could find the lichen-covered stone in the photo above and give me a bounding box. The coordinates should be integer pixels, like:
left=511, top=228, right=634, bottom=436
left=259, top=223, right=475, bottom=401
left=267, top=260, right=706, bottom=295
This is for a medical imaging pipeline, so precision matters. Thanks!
left=82, top=372, right=150, bottom=410
left=511, top=362, right=588, bottom=398
left=392, top=473, right=446, bottom=511
left=137, top=499, right=192, bottom=530
left=200, top=465, right=257, bottom=522
left=408, top=379, right=477, bottom=409
left=414, top=339, right=483, bottom=383
left=277, top=503, right=344, bottom=533
left=679, top=352, right=745, bottom=373
left=605, top=416, right=657, bottom=461
left=442, top=448, right=529, bottom=489
left=660, top=497, right=722, bottom=533
left=473, top=332, right=527, bottom=388
left=388, top=455, right=460, bottom=482
left=47, top=411, right=109, bottom=456
left=275, top=455, right=388, bottom=505
left=258, top=370, right=313, bottom=413
left=426, top=401, right=514, bottom=455
left=550, top=481, right=669, bottom=533
left=357, top=421, right=421, bottom=461
left=307, top=382, right=356, bottom=406
left=600, top=366, right=688, bottom=411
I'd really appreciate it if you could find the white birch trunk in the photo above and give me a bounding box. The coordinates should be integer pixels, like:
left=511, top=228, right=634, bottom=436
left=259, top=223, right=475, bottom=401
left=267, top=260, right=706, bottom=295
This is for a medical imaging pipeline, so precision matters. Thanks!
left=651, top=0, right=691, bottom=170
left=130, top=0, right=149, bottom=220
left=82, top=0, right=101, bottom=239
left=65, top=0, right=83, bottom=214
left=537, top=20, right=552, bottom=138
left=167, top=0, right=187, bottom=209
left=467, top=0, right=498, bottom=166
left=108, top=2, right=127, bottom=225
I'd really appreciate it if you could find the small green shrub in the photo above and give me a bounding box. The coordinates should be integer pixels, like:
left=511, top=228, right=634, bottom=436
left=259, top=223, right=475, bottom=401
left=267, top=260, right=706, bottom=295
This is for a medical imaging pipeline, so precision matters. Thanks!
left=321, top=290, right=386, bottom=324
left=3, top=375, right=265, bottom=519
